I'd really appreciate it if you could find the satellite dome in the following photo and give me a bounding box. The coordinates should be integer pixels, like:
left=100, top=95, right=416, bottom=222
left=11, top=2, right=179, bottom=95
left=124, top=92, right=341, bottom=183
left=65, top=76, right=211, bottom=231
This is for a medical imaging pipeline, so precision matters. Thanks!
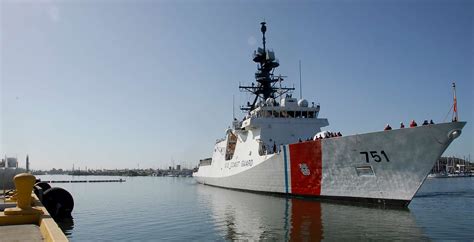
left=298, top=99, right=309, bottom=107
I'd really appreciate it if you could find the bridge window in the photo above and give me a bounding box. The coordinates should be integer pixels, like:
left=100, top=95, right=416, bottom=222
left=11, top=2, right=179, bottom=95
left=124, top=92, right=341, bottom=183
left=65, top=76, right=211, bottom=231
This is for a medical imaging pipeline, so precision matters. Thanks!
left=255, top=110, right=318, bottom=119
left=302, top=111, right=308, bottom=118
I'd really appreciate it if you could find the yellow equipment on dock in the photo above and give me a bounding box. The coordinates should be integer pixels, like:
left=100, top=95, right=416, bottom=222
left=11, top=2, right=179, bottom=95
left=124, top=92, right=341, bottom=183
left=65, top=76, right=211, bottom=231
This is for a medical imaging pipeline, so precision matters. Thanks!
left=0, top=173, right=68, bottom=241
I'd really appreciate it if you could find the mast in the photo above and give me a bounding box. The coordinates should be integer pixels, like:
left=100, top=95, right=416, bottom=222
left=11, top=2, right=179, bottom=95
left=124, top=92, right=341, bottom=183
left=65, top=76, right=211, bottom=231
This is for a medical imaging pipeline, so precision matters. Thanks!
left=239, top=22, right=294, bottom=112
left=299, top=60, right=302, bottom=99
left=261, top=21, right=266, bottom=53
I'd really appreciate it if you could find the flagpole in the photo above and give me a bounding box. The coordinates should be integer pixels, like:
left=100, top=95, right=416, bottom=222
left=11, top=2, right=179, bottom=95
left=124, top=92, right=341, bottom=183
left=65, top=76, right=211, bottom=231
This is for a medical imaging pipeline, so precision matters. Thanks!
left=452, top=82, right=458, bottom=122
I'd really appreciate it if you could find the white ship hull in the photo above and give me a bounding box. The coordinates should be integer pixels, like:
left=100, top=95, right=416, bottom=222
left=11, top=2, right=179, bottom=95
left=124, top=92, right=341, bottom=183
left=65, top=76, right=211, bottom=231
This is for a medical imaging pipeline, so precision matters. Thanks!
left=194, top=122, right=465, bottom=206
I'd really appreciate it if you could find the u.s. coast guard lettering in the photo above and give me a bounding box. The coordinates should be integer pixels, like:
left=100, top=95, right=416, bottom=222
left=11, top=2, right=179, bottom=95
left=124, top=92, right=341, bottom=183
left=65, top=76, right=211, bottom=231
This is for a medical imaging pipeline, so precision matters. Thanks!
left=225, top=159, right=253, bottom=169
left=241, top=160, right=253, bottom=167
left=224, top=161, right=240, bottom=169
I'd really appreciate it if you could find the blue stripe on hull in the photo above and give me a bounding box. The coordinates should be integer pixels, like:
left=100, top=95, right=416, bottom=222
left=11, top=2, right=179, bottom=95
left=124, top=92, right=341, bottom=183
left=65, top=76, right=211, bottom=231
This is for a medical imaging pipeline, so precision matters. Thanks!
left=283, top=145, right=289, bottom=194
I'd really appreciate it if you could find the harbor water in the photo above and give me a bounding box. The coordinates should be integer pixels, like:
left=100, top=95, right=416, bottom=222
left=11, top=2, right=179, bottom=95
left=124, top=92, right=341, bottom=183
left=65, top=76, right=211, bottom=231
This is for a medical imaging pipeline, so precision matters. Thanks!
left=36, top=175, right=473, bottom=241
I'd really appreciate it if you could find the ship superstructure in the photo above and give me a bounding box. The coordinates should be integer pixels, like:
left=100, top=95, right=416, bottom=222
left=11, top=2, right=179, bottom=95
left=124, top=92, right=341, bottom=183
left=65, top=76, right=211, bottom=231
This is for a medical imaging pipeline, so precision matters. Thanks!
left=193, top=22, right=465, bottom=207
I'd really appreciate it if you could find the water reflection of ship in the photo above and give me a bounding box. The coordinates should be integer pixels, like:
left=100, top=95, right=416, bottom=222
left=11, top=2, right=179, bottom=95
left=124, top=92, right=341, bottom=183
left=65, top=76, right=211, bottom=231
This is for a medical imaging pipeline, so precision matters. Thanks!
left=197, top=184, right=427, bottom=240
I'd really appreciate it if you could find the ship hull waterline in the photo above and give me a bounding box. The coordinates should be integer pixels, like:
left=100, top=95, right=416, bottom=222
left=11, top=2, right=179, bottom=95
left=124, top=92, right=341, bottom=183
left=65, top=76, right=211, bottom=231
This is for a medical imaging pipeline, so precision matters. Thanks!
left=193, top=122, right=466, bottom=207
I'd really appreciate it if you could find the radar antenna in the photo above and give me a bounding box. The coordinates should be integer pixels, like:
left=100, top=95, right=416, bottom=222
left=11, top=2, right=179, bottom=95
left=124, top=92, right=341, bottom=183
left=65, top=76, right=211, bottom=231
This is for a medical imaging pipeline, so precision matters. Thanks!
left=239, top=22, right=294, bottom=111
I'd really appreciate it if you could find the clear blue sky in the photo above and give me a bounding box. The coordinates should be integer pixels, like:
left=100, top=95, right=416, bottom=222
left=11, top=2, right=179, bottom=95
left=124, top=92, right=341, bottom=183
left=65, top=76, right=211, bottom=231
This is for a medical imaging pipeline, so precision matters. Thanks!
left=1, top=0, right=472, bottom=170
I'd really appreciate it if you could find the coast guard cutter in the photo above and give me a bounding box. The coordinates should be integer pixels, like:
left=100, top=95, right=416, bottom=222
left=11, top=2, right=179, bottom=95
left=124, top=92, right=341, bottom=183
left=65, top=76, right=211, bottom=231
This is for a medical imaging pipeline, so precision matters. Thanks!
left=193, top=22, right=465, bottom=207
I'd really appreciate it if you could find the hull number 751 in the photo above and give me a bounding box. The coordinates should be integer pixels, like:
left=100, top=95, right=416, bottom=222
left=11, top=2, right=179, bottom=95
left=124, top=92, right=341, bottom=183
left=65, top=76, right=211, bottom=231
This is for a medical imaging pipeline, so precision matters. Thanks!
left=360, top=151, right=390, bottom=163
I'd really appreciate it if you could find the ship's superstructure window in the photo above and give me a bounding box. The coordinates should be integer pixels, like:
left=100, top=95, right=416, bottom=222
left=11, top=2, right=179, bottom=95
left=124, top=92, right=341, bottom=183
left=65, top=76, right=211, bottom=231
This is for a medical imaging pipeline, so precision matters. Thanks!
left=253, top=108, right=318, bottom=119
left=199, top=158, right=212, bottom=167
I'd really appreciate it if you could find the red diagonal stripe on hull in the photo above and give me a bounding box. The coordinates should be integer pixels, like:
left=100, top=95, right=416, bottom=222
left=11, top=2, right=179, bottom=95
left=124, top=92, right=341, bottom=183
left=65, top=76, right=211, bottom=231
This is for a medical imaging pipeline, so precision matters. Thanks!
left=289, top=140, right=322, bottom=196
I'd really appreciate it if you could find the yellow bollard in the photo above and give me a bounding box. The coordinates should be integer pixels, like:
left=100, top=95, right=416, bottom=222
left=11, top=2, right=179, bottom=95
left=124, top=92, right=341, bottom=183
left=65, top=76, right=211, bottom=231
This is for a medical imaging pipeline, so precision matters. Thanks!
left=4, top=173, right=43, bottom=215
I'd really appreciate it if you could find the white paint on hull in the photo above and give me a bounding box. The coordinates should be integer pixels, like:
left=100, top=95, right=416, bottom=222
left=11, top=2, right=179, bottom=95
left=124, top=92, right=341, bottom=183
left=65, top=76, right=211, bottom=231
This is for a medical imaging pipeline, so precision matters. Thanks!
left=194, top=122, right=465, bottom=203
